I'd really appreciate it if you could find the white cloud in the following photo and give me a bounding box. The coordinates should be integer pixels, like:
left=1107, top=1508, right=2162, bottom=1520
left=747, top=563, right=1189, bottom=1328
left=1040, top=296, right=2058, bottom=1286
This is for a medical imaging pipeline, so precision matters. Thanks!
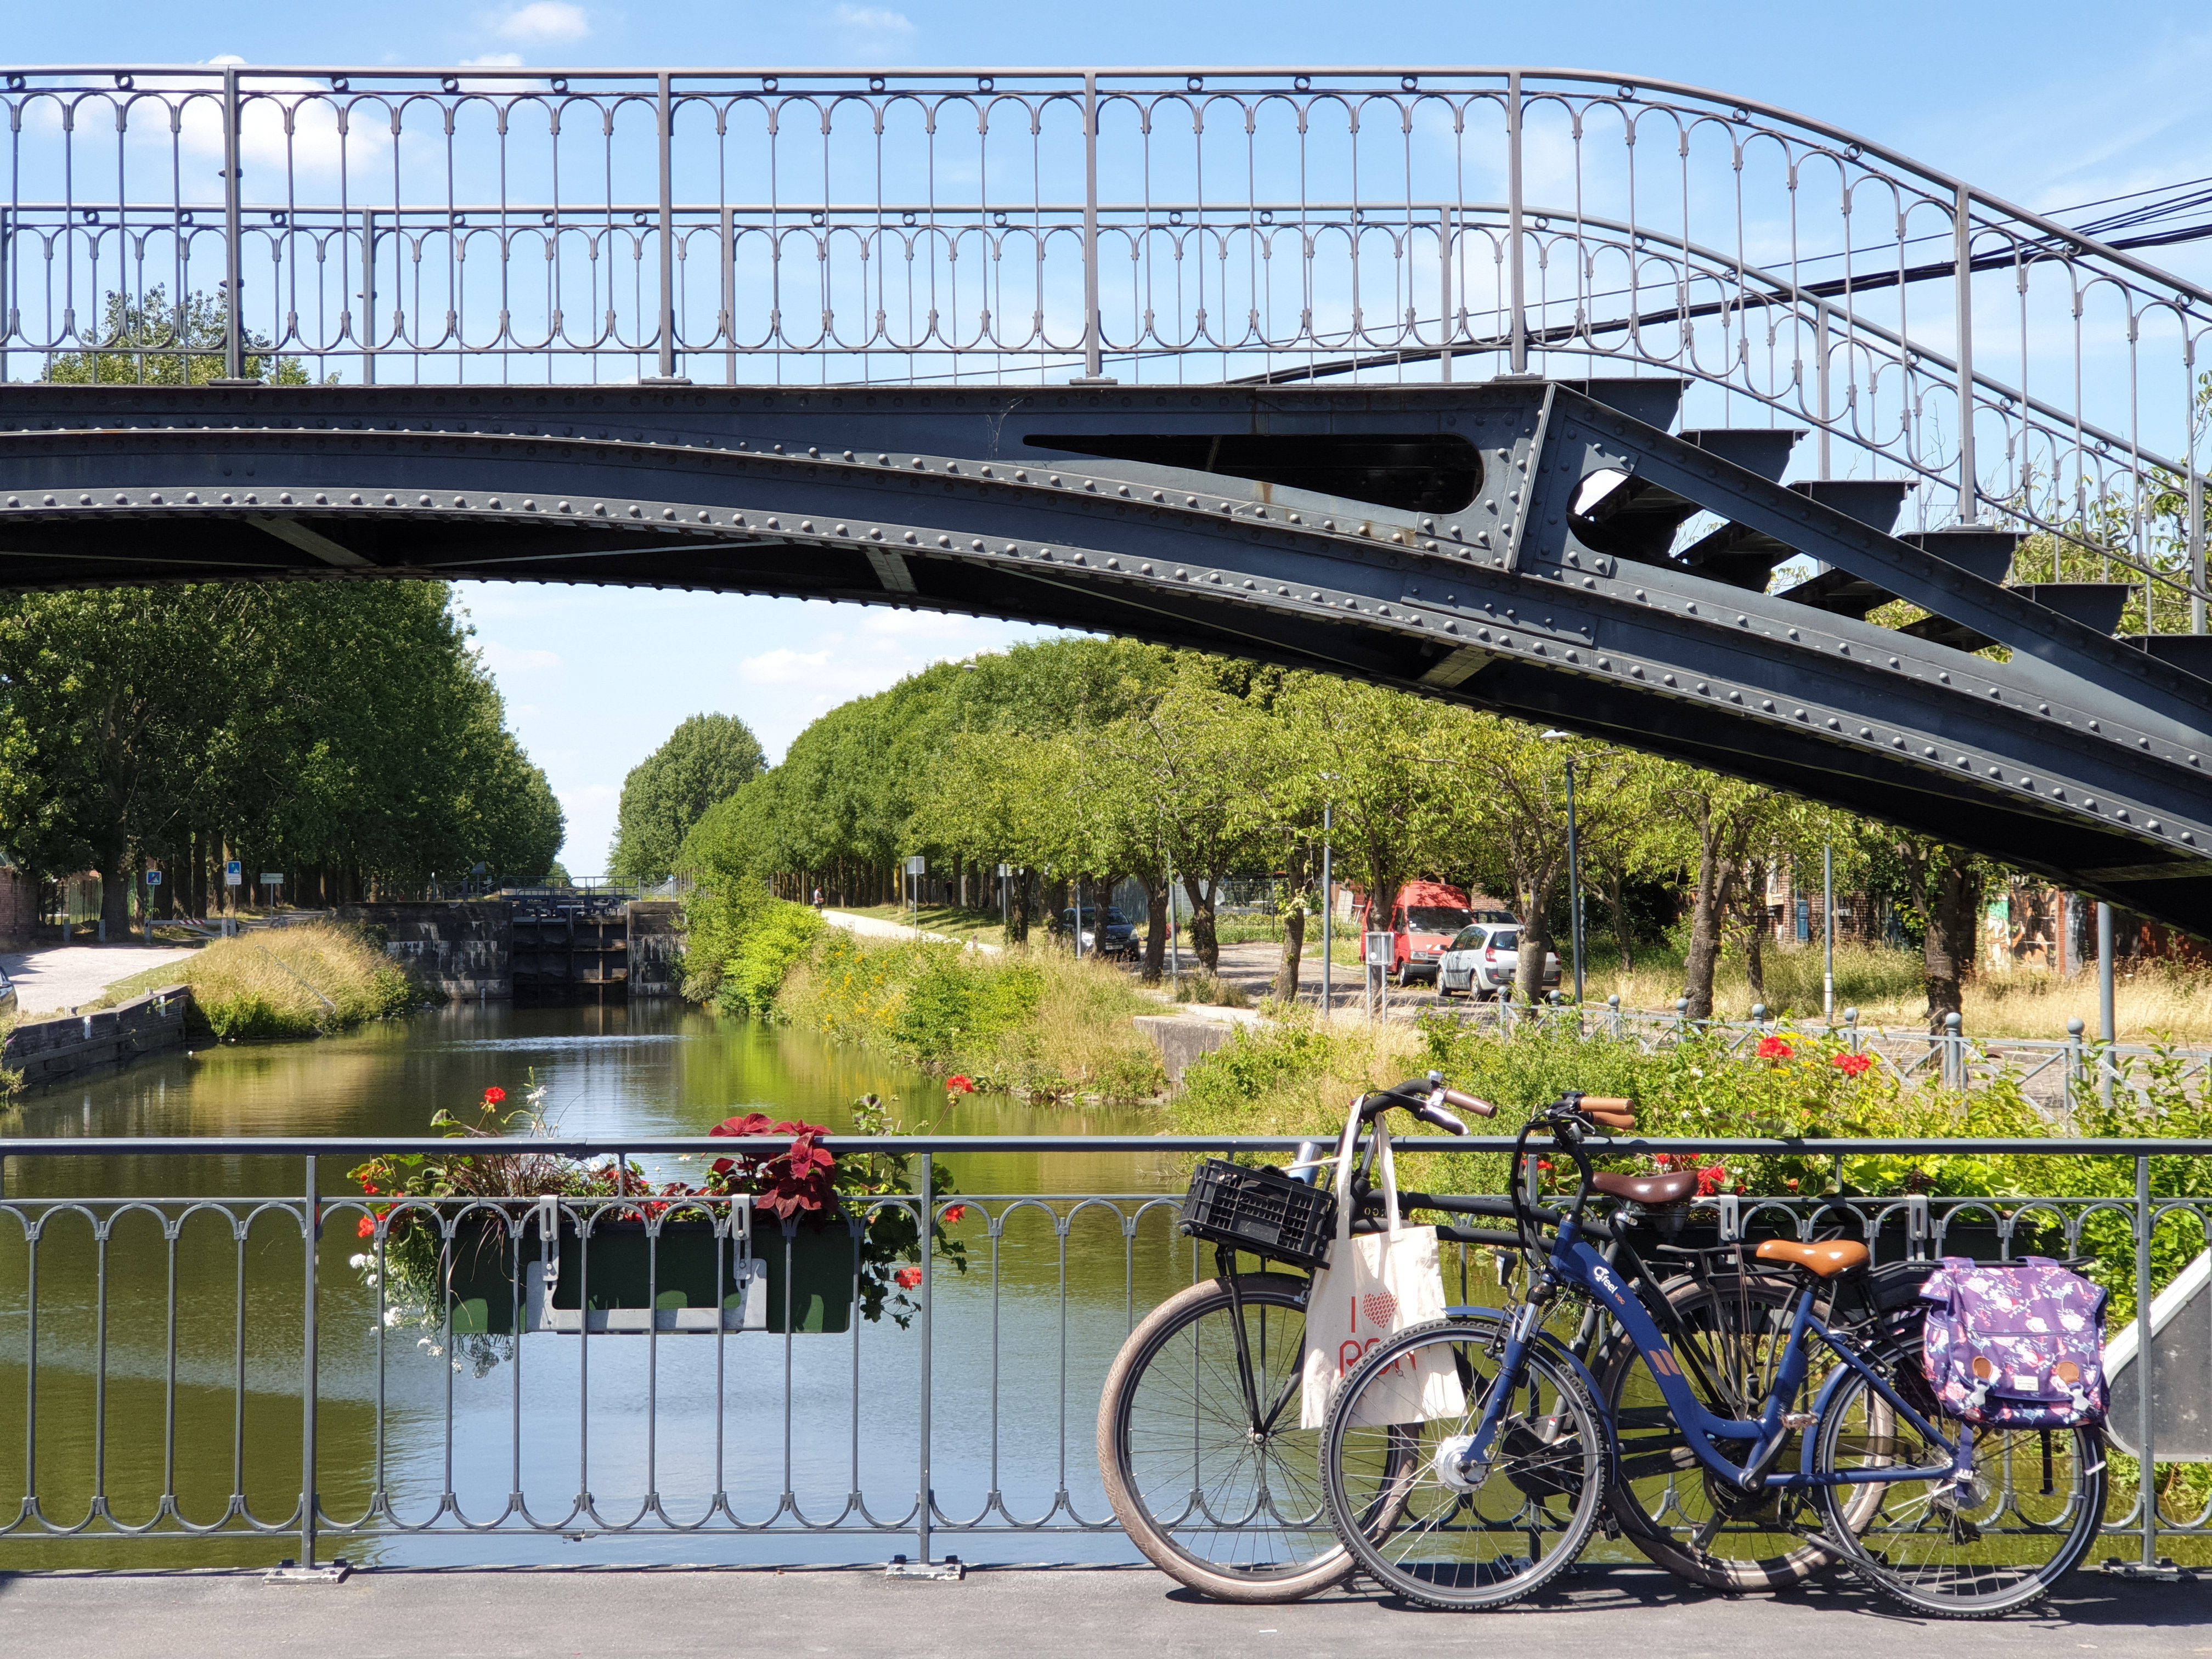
left=492, top=2, right=592, bottom=44
left=831, top=4, right=916, bottom=48
left=479, top=641, right=565, bottom=673
left=739, top=647, right=834, bottom=684
left=461, top=52, right=527, bottom=67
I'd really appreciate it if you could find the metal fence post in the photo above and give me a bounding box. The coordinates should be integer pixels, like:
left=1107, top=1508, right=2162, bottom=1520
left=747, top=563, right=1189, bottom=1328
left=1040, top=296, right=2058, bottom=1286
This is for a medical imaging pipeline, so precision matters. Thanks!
left=1074, top=72, right=1108, bottom=384
left=916, top=1151, right=935, bottom=1569
left=301, top=1153, right=319, bottom=1571
left=1944, top=1011, right=1963, bottom=1091
left=222, top=66, right=244, bottom=381
left=653, top=71, right=680, bottom=383
left=359, top=207, right=376, bottom=385
left=2134, top=1153, right=2156, bottom=1570
left=1953, top=184, right=1977, bottom=524
left=1506, top=71, right=1526, bottom=375
left=2066, top=1018, right=2085, bottom=1114
left=1438, top=203, right=1454, bottom=382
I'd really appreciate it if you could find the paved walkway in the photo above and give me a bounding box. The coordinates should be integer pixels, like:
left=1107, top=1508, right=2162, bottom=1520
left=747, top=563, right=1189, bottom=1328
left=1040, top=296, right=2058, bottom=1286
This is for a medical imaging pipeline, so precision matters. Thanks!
left=1, top=942, right=199, bottom=1015
left=819, top=910, right=1001, bottom=953
left=0, top=1563, right=2197, bottom=1659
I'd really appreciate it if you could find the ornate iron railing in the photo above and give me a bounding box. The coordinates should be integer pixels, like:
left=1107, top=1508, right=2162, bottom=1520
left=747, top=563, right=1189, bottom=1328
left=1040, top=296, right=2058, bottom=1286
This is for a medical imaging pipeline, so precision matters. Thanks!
left=0, top=1133, right=2203, bottom=1576
left=0, top=65, right=2205, bottom=614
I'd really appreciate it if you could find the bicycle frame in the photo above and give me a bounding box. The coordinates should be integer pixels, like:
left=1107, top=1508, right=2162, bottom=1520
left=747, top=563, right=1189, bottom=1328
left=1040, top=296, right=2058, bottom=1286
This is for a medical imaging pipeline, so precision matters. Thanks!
left=1463, top=1127, right=1963, bottom=1495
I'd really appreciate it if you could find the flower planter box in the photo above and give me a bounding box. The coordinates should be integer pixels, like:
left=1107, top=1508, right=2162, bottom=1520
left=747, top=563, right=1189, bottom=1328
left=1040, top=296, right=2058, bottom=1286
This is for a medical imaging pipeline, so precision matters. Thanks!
left=427, top=1204, right=856, bottom=1336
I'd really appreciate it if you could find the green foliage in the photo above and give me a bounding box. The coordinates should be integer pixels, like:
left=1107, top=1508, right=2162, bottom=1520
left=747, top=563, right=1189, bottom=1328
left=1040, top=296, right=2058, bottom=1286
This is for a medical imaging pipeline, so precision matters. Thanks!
left=609, top=713, right=766, bottom=883
left=0, top=582, right=562, bottom=919
left=679, top=873, right=823, bottom=1015
left=91, top=923, right=416, bottom=1039
left=891, top=951, right=1043, bottom=1066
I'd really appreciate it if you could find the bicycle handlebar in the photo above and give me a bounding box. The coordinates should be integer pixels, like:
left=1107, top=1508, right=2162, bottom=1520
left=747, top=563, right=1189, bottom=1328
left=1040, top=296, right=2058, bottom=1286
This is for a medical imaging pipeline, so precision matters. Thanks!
left=1358, top=1074, right=1498, bottom=1136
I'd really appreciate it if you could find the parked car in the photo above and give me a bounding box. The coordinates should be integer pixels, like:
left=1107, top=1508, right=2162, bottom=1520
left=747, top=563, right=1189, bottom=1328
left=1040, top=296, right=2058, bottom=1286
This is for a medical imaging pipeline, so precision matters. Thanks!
left=1056, top=905, right=1139, bottom=960
left=1356, top=879, right=1513, bottom=985
left=1437, top=923, right=1561, bottom=1000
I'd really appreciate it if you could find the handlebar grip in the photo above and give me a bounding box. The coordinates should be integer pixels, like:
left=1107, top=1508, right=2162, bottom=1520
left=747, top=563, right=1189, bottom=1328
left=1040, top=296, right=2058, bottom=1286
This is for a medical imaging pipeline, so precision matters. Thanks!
left=1414, top=1101, right=1469, bottom=1136
left=1581, top=1096, right=1634, bottom=1113
left=1440, top=1087, right=1497, bottom=1119
left=1582, top=1098, right=1636, bottom=1129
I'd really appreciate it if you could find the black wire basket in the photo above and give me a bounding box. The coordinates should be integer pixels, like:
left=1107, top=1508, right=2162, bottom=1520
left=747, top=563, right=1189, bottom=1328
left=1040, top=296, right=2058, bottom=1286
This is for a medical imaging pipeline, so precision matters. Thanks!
left=1178, top=1159, right=1337, bottom=1269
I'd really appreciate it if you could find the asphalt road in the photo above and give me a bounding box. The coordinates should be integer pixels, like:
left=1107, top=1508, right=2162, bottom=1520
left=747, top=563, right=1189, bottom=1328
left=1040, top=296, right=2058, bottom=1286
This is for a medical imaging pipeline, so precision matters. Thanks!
left=0, top=1562, right=2200, bottom=1659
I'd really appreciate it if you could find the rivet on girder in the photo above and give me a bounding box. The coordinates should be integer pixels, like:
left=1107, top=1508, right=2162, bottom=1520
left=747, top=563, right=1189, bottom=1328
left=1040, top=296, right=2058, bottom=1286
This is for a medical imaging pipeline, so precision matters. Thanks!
left=1762, top=699, right=1775, bottom=712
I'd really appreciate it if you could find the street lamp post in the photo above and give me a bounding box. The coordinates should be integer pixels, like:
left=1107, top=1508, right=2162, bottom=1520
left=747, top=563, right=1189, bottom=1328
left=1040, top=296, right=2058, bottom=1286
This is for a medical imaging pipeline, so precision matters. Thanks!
left=1540, top=732, right=1620, bottom=1003
left=1320, top=798, right=1334, bottom=1018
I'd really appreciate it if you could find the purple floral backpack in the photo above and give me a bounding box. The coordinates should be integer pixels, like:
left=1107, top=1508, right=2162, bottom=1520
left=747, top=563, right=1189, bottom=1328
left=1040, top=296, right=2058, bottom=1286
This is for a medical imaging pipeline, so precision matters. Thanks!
left=1919, top=1256, right=2108, bottom=1429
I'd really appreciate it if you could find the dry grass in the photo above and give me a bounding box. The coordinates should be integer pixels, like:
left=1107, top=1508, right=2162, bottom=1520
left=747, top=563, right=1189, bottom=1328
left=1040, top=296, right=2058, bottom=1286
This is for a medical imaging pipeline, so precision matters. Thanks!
left=840, top=902, right=1009, bottom=945
left=1587, top=941, right=2212, bottom=1043
left=1169, top=1011, right=1430, bottom=1140
left=88, top=923, right=417, bottom=1039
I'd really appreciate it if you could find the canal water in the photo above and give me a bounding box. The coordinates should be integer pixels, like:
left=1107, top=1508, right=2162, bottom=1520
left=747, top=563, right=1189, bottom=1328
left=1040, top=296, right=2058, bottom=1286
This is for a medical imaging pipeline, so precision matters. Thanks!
left=0, top=1002, right=1198, bottom=1569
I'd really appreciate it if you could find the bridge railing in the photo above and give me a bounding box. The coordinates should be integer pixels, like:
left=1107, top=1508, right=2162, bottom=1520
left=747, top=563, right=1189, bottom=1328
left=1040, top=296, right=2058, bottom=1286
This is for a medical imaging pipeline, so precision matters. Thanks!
left=0, top=1132, right=2203, bottom=1574
left=0, top=65, right=2205, bottom=613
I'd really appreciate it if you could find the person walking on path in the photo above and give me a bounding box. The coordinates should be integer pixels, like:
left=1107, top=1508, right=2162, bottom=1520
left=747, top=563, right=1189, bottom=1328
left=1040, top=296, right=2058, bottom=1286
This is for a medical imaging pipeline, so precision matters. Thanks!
left=811, top=886, right=825, bottom=911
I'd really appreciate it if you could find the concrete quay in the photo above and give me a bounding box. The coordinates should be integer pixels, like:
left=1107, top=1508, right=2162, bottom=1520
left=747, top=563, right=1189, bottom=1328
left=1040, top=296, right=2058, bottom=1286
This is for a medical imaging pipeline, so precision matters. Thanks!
left=0, top=1562, right=2200, bottom=1659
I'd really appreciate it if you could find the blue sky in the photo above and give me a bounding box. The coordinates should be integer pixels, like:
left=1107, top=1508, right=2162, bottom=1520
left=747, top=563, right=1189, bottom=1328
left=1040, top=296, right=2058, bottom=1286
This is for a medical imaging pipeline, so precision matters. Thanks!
left=18, top=3, right=2212, bottom=871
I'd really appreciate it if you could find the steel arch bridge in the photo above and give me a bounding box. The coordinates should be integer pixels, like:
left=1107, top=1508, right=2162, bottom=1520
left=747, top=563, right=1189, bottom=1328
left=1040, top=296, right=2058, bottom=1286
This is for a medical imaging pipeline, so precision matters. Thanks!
left=0, top=65, right=2208, bottom=930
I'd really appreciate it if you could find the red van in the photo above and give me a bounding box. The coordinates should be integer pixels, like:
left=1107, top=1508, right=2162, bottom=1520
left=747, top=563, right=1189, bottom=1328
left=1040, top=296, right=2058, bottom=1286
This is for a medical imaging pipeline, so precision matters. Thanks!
left=1356, top=880, right=1512, bottom=985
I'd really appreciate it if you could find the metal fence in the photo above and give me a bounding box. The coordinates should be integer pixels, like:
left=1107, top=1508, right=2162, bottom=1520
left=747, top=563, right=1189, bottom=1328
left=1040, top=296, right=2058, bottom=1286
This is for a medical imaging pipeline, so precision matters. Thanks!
left=1453, top=994, right=2212, bottom=1114
left=0, top=65, right=2205, bottom=613
left=0, top=1132, right=2204, bottom=1576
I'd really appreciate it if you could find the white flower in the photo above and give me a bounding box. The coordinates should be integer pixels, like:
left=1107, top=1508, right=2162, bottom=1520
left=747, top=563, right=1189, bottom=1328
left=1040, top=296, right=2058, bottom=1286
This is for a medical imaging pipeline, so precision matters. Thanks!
left=348, top=1253, right=374, bottom=1271
left=383, top=1308, right=404, bottom=1327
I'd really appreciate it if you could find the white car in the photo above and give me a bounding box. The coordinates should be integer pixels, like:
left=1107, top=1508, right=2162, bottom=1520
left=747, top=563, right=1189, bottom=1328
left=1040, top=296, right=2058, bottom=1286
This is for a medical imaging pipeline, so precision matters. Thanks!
left=1436, top=923, right=1561, bottom=1000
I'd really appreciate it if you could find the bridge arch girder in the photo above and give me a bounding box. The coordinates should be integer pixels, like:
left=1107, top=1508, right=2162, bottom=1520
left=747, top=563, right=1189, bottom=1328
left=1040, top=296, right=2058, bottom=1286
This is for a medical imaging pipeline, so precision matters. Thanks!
left=1, top=380, right=2208, bottom=931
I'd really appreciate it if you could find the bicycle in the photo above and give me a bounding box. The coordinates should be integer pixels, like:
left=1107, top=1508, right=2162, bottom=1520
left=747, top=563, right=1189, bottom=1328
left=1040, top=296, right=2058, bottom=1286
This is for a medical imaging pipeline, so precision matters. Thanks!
left=1318, top=1091, right=2108, bottom=1616
left=1094, top=1073, right=1511, bottom=1601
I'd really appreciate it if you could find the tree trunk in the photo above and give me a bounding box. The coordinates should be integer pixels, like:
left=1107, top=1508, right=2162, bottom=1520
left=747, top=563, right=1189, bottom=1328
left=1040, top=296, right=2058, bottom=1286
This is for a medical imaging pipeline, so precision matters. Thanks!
left=1514, top=882, right=1556, bottom=1004
left=1274, top=904, right=1307, bottom=1003
left=1007, top=868, right=1034, bottom=945
left=97, top=844, right=130, bottom=939
left=1181, top=873, right=1220, bottom=971
left=1608, top=882, right=1633, bottom=972
left=1141, top=877, right=1170, bottom=985
left=1743, top=858, right=1767, bottom=1001
left=1682, top=827, right=1726, bottom=1020
left=1922, top=846, right=1982, bottom=1032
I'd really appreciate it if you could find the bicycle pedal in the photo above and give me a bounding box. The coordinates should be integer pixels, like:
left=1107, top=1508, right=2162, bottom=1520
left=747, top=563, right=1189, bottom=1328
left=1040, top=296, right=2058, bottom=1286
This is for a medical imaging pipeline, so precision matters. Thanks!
left=1781, top=1410, right=1817, bottom=1430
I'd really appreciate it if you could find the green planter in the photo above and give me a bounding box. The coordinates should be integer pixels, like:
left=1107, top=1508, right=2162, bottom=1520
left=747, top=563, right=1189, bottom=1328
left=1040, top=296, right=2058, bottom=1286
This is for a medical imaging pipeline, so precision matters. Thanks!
left=430, top=1211, right=855, bottom=1335
left=754, top=1217, right=860, bottom=1335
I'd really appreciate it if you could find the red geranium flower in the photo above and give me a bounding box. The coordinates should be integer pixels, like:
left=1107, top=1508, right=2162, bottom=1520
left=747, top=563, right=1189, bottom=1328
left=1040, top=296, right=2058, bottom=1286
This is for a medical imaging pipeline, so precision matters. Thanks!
left=895, top=1266, right=923, bottom=1289
left=945, top=1075, right=975, bottom=1093
left=483, top=1086, right=507, bottom=1106
left=1832, top=1051, right=1874, bottom=1077
left=357, top=1216, right=377, bottom=1239
left=1756, top=1036, right=1793, bottom=1061
left=943, top=1205, right=967, bottom=1224
left=1695, top=1163, right=1730, bottom=1197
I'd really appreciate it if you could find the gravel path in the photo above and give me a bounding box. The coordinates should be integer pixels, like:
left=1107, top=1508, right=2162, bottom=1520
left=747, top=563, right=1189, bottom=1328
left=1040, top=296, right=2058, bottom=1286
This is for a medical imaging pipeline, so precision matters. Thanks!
left=1, top=943, right=199, bottom=1015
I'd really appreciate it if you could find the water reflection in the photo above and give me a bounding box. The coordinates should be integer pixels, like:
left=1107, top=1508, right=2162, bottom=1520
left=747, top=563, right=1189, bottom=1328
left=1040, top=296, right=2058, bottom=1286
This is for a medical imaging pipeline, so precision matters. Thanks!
left=0, top=1003, right=1188, bottom=1568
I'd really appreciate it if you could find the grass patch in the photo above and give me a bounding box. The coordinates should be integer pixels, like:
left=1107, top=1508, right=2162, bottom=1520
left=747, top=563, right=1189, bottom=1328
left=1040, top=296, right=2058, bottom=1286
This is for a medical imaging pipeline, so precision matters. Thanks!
left=777, top=931, right=1166, bottom=1102
left=838, top=902, right=1009, bottom=946
left=86, top=923, right=416, bottom=1040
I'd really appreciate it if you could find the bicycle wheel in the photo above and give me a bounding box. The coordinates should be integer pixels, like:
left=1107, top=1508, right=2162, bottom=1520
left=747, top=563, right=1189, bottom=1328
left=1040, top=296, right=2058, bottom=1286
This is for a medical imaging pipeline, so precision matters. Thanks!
left=1600, top=1272, right=1885, bottom=1590
left=1099, top=1272, right=1401, bottom=1601
left=1810, top=1368, right=2106, bottom=1617
left=1323, top=1318, right=1605, bottom=1610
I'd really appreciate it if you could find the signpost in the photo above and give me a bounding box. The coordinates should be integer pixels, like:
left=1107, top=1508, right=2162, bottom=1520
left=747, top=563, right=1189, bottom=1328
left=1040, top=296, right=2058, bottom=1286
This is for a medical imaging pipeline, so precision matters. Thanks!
left=144, top=868, right=162, bottom=943
left=903, top=855, right=927, bottom=931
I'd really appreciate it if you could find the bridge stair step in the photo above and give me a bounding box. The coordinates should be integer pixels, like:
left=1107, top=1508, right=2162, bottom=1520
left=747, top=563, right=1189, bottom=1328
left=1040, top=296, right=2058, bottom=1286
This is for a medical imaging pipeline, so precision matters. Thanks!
left=1774, top=526, right=2024, bottom=617
left=1896, top=579, right=2136, bottom=654
left=2129, top=634, right=2212, bottom=682
left=1673, top=478, right=1916, bottom=591
left=1567, top=428, right=1802, bottom=567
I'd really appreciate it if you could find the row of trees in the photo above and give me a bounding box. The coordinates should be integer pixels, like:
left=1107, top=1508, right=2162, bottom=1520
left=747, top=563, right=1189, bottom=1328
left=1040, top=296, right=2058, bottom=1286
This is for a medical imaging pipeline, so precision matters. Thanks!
left=0, top=583, right=565, bottom=933
left=677, top=639, right=1999, bottom=1029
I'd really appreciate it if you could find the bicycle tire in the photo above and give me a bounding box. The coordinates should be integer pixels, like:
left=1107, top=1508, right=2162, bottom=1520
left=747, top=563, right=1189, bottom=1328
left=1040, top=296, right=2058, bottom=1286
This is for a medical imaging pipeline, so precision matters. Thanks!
left=1099, top=1272, right=1400, bottom=1602
left=1599, top=1272, right=1886, bottom=1591
left=1810, top=1368, right=2106, bottom=1617
left=1322, top=1317, right=1605, bottom=1611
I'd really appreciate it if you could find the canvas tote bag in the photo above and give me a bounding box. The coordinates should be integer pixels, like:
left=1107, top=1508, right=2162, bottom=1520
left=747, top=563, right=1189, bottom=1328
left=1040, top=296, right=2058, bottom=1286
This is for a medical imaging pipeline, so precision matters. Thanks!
left=1299, top=1097, right=1467, bottom=1430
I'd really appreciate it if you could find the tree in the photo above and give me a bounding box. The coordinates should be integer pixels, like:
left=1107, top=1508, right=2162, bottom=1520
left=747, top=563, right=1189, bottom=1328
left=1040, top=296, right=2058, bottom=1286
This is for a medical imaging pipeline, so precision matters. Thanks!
left=608, top=714, right=766, bottom=883
left=1860, top=832, right=2004, bottom=1032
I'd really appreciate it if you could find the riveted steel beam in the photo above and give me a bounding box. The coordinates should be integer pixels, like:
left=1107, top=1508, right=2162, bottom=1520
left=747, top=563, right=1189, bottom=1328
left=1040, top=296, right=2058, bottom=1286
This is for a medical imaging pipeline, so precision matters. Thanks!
left=0, top=382, right=2205, bottom=932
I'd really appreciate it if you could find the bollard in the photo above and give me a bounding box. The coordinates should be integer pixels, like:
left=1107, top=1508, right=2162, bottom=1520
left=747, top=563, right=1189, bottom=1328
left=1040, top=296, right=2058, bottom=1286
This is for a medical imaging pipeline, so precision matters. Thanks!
left=1751, top=1003, right=1767, bottom=1027
left=2066, top=1018, right=2085, bottom=1114
left=1943, top=1011, right=1963, bottom=1090
left=1674, top=996, right=1689, bottom=1035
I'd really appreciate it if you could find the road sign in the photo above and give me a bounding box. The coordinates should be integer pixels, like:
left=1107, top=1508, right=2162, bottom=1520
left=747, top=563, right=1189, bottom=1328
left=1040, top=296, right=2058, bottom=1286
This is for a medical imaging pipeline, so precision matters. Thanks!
left=260, top=873, right=283, bottom=887
left=145, top=870, right=162, bottom=887
left=904, top=855, right=927, bottom=876
left=996, top=864, right=1012, bottom=878
left=224, top=861, right=242, bottom=886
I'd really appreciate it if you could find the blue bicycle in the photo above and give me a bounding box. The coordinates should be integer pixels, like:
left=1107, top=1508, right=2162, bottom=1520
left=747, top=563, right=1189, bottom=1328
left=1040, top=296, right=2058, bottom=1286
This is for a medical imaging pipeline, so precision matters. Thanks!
left=1319, top=1092, right=2107, bottom=1616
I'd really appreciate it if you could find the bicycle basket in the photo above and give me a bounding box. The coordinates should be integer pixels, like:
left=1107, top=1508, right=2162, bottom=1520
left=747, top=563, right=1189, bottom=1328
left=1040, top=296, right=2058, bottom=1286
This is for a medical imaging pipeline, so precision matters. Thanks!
left=1179, top=1159, right=1336, bottom=1268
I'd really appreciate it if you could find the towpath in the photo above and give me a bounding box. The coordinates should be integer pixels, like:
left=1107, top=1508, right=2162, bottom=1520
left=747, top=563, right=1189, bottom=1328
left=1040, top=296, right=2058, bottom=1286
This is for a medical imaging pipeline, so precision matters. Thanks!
left=0, top=1562, right=2194, bottom=1659
left=1, top=942, right=199, bottom=1015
